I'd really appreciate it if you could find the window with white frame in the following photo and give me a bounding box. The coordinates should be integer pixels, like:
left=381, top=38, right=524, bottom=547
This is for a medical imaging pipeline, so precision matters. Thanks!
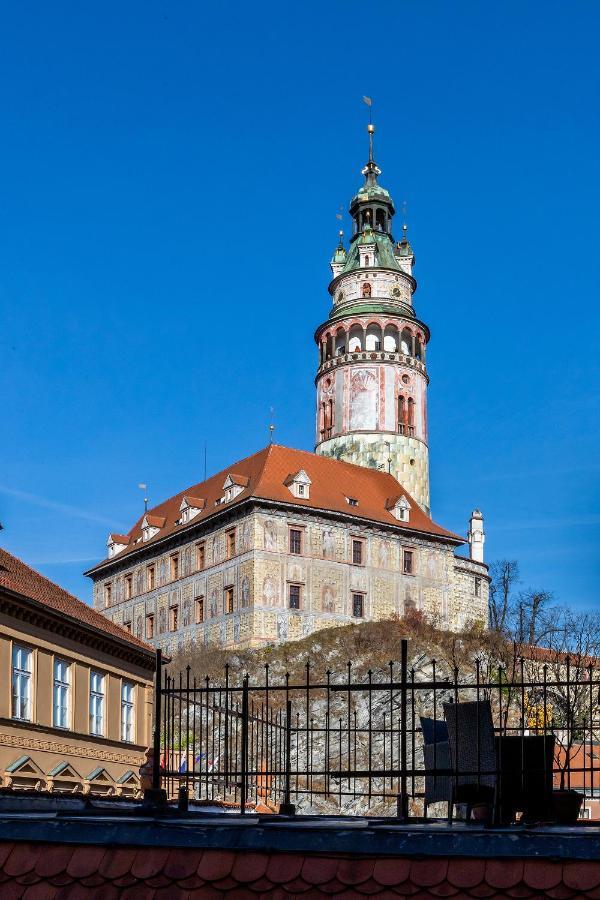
left=89, top=671, right=105, bottom=736
left=12, top=645, right=32, bottom=721
left=121, top=681, right=135, bottom=743
left=53, top=659, right=70, bottom=729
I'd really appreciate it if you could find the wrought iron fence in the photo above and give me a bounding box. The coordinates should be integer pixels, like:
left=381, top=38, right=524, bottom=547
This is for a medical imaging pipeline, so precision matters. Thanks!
left=153, top=639, right=600, bottom=821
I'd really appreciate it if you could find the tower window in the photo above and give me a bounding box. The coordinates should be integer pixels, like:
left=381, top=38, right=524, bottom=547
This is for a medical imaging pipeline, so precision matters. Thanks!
left=225, top=586, right=234, bottom=614
left=352, top=593, right=365, bottom=618
left=289, top=584, right=301, bottom=609
left=474, top=577, right=481, bottom=597
left=352, top=539, right=365, bottom=566
left=125, top=574, right=133, bottom=600
left=147, top=565, right=156, bottom=591
left=104, top=583, right=112, bottom=607
left=289, top=527, right=303, bottom=555
left=362, top=282, right=372, bottom=298
left=226, top=529, right=236, bottom=559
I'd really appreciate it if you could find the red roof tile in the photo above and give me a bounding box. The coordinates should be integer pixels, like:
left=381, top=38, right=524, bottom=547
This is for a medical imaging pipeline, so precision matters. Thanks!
left=0, top=547, right=154, bottom=655
left=3, top=843, right=600, bottom=897
left=181, top=496, right=205, bottom=509
left=89, top=444, right=463, bottom=572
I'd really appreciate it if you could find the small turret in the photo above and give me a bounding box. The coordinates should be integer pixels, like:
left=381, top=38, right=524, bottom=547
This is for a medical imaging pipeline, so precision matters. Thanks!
left=468, top=509, right=485, bottom=563
left=394, top=224, right=415, bottom=276
left=330, top=230, right=347, bottom=277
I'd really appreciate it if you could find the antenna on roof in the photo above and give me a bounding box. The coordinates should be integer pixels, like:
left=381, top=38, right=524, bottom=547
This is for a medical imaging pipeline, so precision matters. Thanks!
left=138, top=483, right=148, bottom=513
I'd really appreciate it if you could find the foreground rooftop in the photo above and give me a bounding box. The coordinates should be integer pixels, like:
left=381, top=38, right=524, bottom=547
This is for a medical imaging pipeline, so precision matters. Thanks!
left=1, top=796, right=600, bottom=897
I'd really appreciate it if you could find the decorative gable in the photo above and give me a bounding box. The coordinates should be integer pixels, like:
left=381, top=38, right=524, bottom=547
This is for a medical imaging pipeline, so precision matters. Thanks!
left=179, top=495, right=205, bottom=525
left=284, top=469, right=312, bottom=500
left=387, top=494, right=411, bottom=523
left=222, top=473, right=249, bottom=503
left=107, top=533, right=129, bottom=558
left=84, top=766, right=115, bottom=796
left=4, top=755, right=45, bottom=791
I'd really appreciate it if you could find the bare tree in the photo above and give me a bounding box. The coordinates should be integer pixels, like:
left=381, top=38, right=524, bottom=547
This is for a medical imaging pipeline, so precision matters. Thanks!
left=532, top=609, right=600, bottom=791
left=512, top=589, right=555, bottom=646
left=488, top=559, right=520, bottom=632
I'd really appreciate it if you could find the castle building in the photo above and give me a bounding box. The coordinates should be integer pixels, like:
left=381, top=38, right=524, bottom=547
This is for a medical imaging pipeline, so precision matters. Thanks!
left=86, top=127, right=489, bottom=653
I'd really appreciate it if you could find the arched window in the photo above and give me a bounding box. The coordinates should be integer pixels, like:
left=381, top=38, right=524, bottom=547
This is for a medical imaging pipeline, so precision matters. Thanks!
left=324, top=399, right=334, bottom=438
left=400, top=328, right=412, bottom=355
left=362, top=282, right=372, bottom=298
left=375, top=209, right=386, bottom=232
left=398, top=395, right=405, bottom=434
left=407, top=398, right=415, bottom=435
left=319, top=402, right=326, bottom=435
left=364, top=255, right=370, bottom=267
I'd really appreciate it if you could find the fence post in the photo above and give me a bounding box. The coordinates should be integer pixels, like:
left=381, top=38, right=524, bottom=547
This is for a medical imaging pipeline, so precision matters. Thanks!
left=279, top=699, right=296, bottom=815
left=397, top=638, right=409, bottom=822
left=240, top=674, right=249, bottom=815
left=143, top=648, right=167, bottom=810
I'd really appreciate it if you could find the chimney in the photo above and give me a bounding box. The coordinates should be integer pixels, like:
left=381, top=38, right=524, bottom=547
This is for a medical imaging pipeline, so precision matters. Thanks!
left=468, top=509, right=485, bottom=563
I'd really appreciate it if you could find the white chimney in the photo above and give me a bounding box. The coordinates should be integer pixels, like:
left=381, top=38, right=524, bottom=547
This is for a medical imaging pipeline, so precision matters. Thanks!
left=468, top=509, right=485, bottom=563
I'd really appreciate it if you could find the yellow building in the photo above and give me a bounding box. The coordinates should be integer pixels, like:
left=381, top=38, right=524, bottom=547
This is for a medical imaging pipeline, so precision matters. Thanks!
left=0, top=548, right=155, bottom=796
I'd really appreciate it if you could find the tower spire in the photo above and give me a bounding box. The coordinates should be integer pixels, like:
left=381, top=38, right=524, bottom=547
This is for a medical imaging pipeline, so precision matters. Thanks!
left=361, top=96, right=380, bottom=184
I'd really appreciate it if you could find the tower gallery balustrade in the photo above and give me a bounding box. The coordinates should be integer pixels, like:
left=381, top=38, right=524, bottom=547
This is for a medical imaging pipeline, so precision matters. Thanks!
left=317, top=349, right=427, bottom=378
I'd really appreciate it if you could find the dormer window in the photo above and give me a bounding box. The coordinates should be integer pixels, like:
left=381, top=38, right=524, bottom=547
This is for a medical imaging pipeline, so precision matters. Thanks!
left=141, top=514, right=166, bottom=542
left=284, top=469, right=312, bottom=500
left=107, top=533, right=129, bottom=559
left=222, top=473, right=249, bottom=503
left=387, top=495, right=411, bottom=523
left=179, top=496, right=205, bottom=525
left=346, top=497, right=359, bottom=508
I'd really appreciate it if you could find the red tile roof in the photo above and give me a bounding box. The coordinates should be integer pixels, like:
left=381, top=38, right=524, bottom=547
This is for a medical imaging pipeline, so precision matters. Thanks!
left=89, top=444, right=463, bottom=571
left=181, top=496, right=205, bottom=509
left=0, top=547, right=153, bottom=653
left=2, top=843, right=600, bottom=896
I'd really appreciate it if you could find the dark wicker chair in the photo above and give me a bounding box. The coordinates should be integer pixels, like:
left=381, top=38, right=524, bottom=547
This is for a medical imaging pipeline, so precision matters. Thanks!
left=443, top=700, right=497, bottom=823
left=420, top=716, right=452, bottom=816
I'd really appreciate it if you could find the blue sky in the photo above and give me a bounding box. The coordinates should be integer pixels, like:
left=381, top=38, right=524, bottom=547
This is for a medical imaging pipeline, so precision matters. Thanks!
left=1, top=1, right=598, bottom=608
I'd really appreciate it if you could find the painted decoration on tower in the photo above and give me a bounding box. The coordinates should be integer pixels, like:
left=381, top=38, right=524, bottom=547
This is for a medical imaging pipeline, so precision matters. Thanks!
left=239, top=520, right=252, bottom=552
left=322, top=529, right=335, bottom=558
left=241, top=575, right=250, bottom=606
left=350, top=368, right=378, bottom=431
left=262, top=575, right=278, bottom=606
left=322, top=584, right=335, bottom=613
left=379, top=540, right=390, bottom=568
left=264, top=520, right=277, bottom=551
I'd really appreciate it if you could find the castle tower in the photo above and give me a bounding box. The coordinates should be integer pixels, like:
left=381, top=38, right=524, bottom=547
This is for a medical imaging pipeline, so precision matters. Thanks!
left=314, top=124, right=431, bottom=512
